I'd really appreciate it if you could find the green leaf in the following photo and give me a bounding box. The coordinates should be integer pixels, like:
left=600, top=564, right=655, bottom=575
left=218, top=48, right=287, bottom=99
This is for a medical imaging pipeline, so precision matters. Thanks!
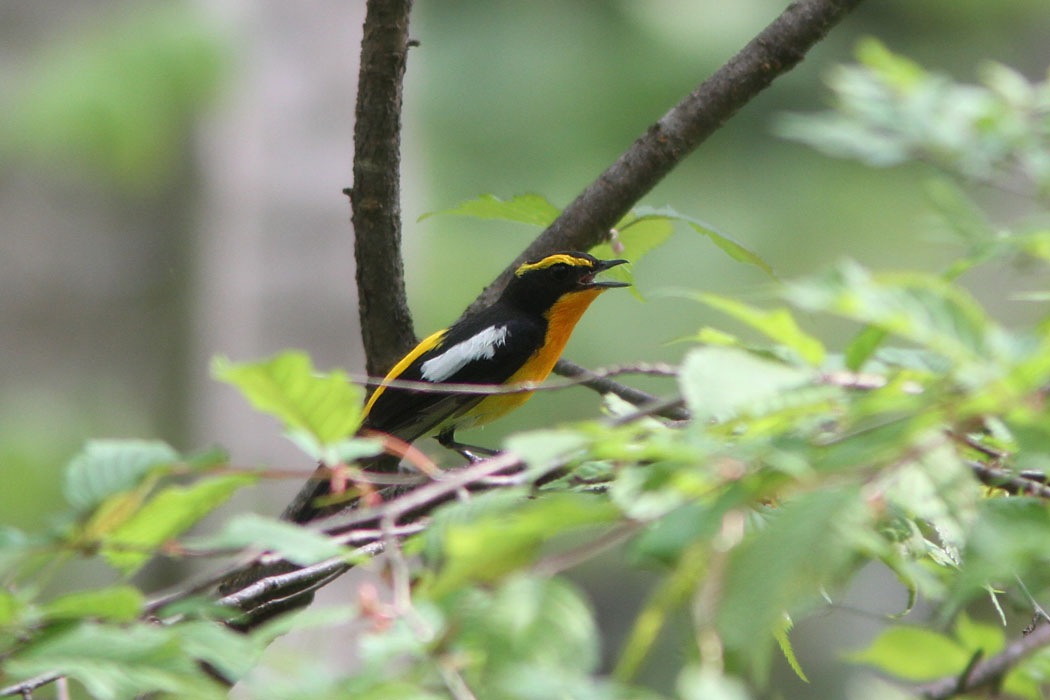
left=43, top=586, right=144, bottom=623
left=855, top=37, right=925, bottom=89
left=189, top=513, right=346, bottom=566
left=212, top=351, right=365, bottom=448
left=6, top=621, right=226, bottom=700
left=428, top=494, right=619, bottom=597
left=504, top=429, right=589, bottom=472
left=774, top=615, right=809, bottom=683
left=678, top=346, right=813, bottom=423
left=419, top=193, right=560, bottom=227
left=953, top=612, right=1004, bottom=657
left=719, top=488, right=862, bottom=681
left=102, top=473, right=256, bottom=575
left=845, top=325, right=887, bottom=370
left=949, top=498, right=1050, bottom=609
left=689, top=292, right=825, bottom=365
left=63, top=439, right=179, bottom=512
left=0, top=588, right=25, bottom=626
left=593, top=213, right=674, bottom=298
left=614, top=542, right=707, bottom=683
left=846, top=626, right=970, bottom=681
left=449, top=575, right=600, bottom=676
left=633, top=205, right=775, bottom=279
left=170, top=620, right=261, bottom=685
left=786, top=262, right=1004, bottom=373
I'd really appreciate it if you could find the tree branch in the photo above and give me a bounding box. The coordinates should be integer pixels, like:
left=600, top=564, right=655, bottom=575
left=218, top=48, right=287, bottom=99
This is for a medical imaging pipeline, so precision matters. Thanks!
left=467, top=0, right=866, bottom=314
left=222, top=0, right=864, bottom=630
left=916, top=621, right=1050, bottom=699
left=350, top=0, right=418, bottom=376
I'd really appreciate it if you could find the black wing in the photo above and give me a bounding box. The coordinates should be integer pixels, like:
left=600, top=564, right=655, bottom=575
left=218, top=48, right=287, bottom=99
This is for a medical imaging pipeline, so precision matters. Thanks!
left=363, top=303, right=545, bottom=442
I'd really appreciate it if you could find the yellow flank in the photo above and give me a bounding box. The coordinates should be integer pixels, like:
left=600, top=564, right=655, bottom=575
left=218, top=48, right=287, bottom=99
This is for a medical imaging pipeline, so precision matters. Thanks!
left=458, top=287, right=605, bottom=429
left=514, top=254, right=594, bottom=276
left=363, top=328, right=447, bottom=418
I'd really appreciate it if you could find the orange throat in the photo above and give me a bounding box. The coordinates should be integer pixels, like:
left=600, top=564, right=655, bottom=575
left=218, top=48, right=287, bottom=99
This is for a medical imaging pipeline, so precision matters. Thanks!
left=458, top=288, right=605, bottom=429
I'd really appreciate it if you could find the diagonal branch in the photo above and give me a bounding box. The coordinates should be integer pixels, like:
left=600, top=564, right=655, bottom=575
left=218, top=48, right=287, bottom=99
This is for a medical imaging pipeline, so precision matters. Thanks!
left=223, top=0, right=864, bottom=630
left=916, top=622, right=1050, bottom=699
left=350, top=0, right=418, bottom=376
left=467, top=0, right=866, bottom=314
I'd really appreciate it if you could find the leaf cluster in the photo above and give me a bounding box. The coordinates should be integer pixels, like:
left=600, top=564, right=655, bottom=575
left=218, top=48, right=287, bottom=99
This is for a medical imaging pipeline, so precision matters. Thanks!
left=6, top=45, right=1050, bottom=700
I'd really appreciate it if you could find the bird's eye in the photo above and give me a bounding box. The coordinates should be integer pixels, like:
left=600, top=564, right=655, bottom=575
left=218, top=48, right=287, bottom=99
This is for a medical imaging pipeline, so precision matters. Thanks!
left=550, top=264, right=572, bottom=281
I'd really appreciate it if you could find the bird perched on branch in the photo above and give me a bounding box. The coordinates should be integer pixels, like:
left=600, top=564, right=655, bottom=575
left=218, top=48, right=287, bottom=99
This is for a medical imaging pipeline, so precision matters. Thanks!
left=284, top=251, right=629, bottom=523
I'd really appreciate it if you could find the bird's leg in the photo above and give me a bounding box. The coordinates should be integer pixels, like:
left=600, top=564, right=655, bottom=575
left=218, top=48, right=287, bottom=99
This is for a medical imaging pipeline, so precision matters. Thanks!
left=437, top=429, right=498, bottom=464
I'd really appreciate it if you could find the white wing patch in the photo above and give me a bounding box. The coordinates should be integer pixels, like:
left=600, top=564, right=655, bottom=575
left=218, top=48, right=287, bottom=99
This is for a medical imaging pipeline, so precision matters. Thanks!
left=420, top=325, right=509, bottom=382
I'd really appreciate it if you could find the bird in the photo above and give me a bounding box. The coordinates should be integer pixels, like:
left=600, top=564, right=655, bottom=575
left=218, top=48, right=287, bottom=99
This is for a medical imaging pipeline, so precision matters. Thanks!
left=283, top=251, right=629, bottom=523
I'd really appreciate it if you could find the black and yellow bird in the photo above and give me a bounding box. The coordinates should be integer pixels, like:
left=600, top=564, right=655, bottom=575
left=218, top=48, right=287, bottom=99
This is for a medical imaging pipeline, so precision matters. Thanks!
left=284, top=251, right=628, bottom=523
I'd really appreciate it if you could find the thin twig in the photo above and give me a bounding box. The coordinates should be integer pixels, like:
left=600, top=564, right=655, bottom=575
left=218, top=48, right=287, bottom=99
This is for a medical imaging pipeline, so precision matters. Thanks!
left=381, top=513, right=412, bottom=615
left=0, top=673, right=61, bottom=699
left=554, top=359, right=690, bottom=421
left=348, top=362, right=678, bottom=396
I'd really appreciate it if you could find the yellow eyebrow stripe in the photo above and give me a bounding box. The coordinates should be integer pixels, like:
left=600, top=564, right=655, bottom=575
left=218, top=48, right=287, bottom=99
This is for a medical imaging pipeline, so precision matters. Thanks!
left=514, top=254, right=593, bottom=276
left=362, top=328, right=447, bottom=418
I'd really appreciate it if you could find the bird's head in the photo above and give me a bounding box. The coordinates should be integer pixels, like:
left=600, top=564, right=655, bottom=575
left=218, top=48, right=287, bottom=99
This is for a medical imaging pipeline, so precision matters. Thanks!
left=503, top=251, right=629, bottom=313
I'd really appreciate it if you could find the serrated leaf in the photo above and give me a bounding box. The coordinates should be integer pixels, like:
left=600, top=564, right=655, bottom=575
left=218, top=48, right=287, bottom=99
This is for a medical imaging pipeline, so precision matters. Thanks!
left=188, top=513, right=346, bottom=566
left=63, top=440, right=179, bottom=512
left=846, top=626, right=970, bottom=681
left=43, top=586, right=144, bottom=623
left=212, top=352, right=364, bottom=447
left=690, top=293, right=825, bottom=365
left=419, top=193, right=560, bottom=227
left=774, top=615, right=809, bottom=683
left=102, top=473, right=256, bottom=575
left=678, top=346, right=813, bottom=423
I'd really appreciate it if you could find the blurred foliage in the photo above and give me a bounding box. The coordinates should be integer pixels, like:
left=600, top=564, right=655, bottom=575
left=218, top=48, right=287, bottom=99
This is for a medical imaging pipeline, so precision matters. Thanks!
left=6, top=1, right=1050, bottom=698
left=2, top=4, right=227, bottom=193
left=6, top=44, right=1050, bottom=699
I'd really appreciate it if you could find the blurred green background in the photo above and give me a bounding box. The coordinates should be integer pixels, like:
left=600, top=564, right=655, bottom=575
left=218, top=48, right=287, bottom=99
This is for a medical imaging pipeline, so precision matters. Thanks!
left=2, top=1, right=1048, bottom=697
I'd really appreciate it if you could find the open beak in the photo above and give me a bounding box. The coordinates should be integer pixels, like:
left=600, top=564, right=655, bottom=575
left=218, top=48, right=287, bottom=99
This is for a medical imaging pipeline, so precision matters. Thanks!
left=588, top=258, right=630, bottom=288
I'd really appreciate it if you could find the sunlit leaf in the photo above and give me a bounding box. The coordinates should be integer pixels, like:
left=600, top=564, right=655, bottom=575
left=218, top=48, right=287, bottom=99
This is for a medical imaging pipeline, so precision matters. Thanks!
left=102, top=473, right=256, bottom=575
left=847, top=626, right=970, bottom=681
left=213, top=352, right=365, bottom=448
left=689, top=292, right=825, bottom=365
left=678, top=346, right=813, bottom=423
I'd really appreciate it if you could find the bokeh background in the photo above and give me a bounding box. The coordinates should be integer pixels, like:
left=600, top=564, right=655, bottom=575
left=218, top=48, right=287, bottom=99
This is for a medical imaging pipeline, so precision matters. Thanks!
left=3, top=1, right=1049, bottom=697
